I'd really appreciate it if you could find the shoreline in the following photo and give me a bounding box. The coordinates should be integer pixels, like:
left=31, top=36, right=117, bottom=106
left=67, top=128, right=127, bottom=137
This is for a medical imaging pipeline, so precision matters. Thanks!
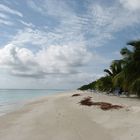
left=0, top=90, right=140, bottom=140
left=0, top=89, right=69, bottom=117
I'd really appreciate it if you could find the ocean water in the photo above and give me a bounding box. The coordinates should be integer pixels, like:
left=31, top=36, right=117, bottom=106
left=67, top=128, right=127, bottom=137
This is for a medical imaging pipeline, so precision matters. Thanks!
left=0, top=89, right=66, bottom=116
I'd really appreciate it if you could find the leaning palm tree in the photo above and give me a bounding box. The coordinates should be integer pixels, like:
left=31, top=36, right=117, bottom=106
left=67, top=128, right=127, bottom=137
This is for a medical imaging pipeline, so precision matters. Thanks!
left=104, top=60, right=124, bottom=77
left=103, top=60, right=124, bottom=94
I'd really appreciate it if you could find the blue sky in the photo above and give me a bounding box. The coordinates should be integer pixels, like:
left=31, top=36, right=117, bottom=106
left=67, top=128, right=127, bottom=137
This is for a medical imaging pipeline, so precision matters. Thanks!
left=0, top=0, right=140, bottom=89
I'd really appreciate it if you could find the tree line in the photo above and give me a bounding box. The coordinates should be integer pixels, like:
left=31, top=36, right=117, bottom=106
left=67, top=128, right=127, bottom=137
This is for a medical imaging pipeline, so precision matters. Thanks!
left=79, top=40, right=140, bottom=97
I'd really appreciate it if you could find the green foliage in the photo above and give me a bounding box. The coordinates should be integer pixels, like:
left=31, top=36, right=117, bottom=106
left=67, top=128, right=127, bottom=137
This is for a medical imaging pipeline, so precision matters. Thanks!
left=130, top=78, right=140, bottom=96
left=79, top=40, right=140, bottom=97
left=95, top=76, right=113, bottom=92
left=78, top=81, right=97, bottom=90
left=104, top=60, right=124, bottom=77
left=79, top=76, right=113, bottom=92
left=113, top=72, right=124, bottom=87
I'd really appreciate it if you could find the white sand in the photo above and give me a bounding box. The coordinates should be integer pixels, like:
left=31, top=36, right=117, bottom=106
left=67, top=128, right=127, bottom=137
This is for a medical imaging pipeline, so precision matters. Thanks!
left=0, top=90, right=140, bottom=140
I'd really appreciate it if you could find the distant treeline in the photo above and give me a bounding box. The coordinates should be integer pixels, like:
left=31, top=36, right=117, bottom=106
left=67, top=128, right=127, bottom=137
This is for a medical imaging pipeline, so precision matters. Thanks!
left=79, top=40, right=140, bottom=97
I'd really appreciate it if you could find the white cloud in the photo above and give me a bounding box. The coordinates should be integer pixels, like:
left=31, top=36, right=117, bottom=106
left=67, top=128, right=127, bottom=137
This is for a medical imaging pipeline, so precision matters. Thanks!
left=120, top=0, right=140, bottom=11
left=19, top=20, right=35, bottom=28
left=0, top=26, right=109, bottom=80
left=9, top=28, right=63, bottom=49
left=28, top=0, right=140, bottom=48
left=0, top=42, right=91, bottom=78
left=0, top=13, right=9, bottom=19
left=28, top=0, right=74, bottom=18
left=28, top=0, right=86, bottom=45
left=0, top=12, right=12, bottom=26
left=11, top=28, right=45, bottom=46
left=1, top=0, right=140, bottom=88
left=0, top=4, right=23, bottom=26
left=0, top=4, right=23, bottom=17
left=0, top=18, right=13, bottom=25
left=83, top=2, right=140, bottom=47
left=37, top=45, right=91, bottom=74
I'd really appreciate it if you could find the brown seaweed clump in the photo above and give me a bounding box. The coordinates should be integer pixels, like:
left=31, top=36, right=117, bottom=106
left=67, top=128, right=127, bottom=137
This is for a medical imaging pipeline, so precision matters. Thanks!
left=79, top=97, right=93, bottom=106
left=100, top=104, right=123, bottom=111
left=79, top=97, right=123, bottom=110
left=72, top=94, right=81, bottom=97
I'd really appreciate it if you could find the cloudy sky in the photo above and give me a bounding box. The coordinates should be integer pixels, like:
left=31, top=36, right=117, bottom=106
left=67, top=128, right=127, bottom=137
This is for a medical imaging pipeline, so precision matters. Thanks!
left=0, top=0, right=140, bottom=89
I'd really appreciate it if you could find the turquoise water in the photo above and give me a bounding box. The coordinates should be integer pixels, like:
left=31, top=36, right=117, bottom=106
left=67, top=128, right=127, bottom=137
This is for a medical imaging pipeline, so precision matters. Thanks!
left=0, top=89, right=66, bottom=116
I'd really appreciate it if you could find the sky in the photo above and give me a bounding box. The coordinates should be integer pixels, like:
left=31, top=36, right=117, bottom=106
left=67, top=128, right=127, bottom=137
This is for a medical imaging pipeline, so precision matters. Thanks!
left=0, top=0, right=140, bottom=89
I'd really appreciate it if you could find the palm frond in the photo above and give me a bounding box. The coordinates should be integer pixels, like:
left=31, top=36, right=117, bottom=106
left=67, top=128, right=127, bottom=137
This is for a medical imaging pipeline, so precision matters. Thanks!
left=104, top=69, right=113, bottom=76
left=127, top=40, right=140, bottom=48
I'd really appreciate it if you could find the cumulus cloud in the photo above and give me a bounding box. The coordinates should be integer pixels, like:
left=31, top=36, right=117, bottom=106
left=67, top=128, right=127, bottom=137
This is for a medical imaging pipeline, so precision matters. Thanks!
left=0, top=43, right=91, bottom=78
left=0, top=26, right=94, bottom=79
left=1, top=0, right=140, bottom=89
left=0, top=44, right=38, bottom=76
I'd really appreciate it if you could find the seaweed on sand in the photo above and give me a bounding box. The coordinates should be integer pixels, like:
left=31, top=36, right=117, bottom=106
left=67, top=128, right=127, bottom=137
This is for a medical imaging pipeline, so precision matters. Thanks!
left=72, top=94, right=81, bottom=97
left=79, top=97, right=93, bottom=106
left=79, top=97, right=123, bottom=110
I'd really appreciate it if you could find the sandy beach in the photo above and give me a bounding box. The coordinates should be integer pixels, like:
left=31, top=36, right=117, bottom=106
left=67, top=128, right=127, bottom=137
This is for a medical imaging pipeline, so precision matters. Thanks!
left=0, top=91, right=140, bottom=140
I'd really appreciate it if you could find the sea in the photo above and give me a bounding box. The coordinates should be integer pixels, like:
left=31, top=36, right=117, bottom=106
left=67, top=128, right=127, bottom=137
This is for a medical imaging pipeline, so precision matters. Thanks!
left=0, top=89, right=67, bottom=116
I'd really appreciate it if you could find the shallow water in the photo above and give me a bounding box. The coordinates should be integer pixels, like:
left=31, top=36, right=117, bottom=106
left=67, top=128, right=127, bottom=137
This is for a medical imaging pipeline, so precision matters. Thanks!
left=0, top=89, right=66, bottom=116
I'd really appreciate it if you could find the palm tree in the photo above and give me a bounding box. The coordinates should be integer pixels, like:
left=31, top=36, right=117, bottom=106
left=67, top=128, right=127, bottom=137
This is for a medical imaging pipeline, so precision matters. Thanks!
left=104, top=60, right=124, bottom=77
left=127, top=40, right=140, bottom=96
left=103, top=60, right=124, bottom=94
left=79, top=40, right=140, bottom=96
left=113, top=40, right=140, bottom=96
left=95, top=76, right=113, bottom=92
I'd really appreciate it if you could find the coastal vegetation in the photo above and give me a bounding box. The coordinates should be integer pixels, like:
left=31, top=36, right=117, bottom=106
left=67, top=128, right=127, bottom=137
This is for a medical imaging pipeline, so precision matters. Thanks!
left=79, top=40, right=140, bottom=97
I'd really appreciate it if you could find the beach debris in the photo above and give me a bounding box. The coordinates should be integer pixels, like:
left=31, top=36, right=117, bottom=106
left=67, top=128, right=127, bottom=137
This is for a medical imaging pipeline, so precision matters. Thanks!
left=72, top=94, right=81, bottom=97
left=110, top=105, right=123, bottom=109
left=79, top=97, right=93, bottom=106
left=92, top=102, right=111, bottom=106
left=100, top=104, right=123, bottom=110
left=100, top=103, right=112, bottom=110
left=79, top=97, right=123, bottom=110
